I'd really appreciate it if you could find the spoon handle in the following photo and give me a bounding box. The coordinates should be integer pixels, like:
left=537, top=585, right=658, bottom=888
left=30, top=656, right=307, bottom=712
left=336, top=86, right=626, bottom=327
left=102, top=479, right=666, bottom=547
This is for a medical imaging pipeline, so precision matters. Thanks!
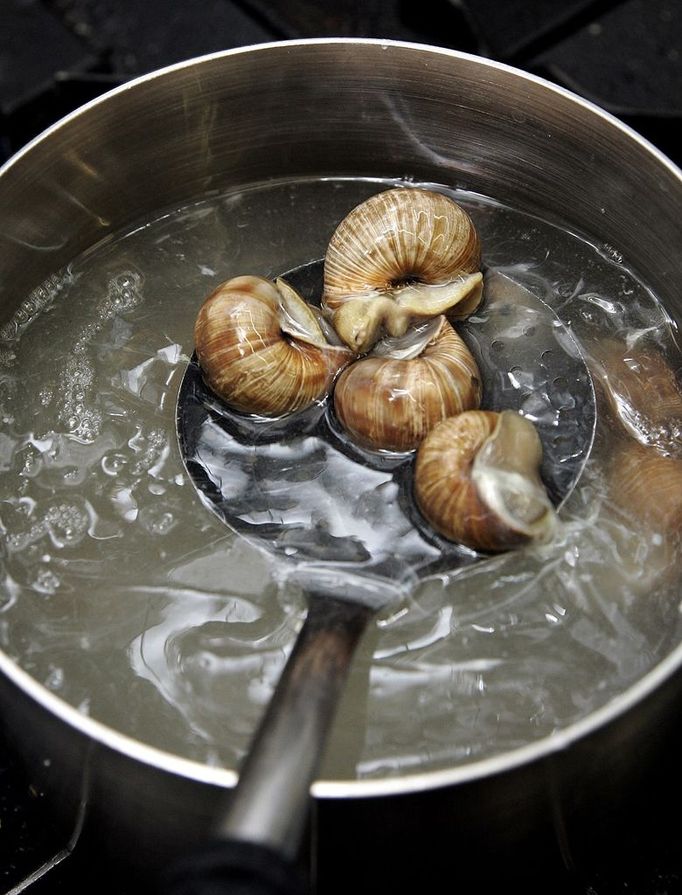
left=216, top=593, right=373, bottom=857
left=164, top=594, right=372, bottom=894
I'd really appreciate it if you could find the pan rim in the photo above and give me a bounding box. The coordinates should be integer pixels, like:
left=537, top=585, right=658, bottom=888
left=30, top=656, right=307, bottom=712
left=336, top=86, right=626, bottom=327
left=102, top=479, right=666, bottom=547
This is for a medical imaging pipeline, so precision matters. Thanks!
left=1, top=628, right=681, bottom=798
left=2, top=37, right=681, bottom=187
left=0, top=36, right=680, bottom=800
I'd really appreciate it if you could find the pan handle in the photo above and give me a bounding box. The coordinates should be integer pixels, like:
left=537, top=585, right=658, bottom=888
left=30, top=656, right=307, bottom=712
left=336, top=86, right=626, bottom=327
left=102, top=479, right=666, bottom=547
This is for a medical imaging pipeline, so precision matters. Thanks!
left=161, top=838, right=307, bottom=895
left=162, top=594, right=373, bottom=894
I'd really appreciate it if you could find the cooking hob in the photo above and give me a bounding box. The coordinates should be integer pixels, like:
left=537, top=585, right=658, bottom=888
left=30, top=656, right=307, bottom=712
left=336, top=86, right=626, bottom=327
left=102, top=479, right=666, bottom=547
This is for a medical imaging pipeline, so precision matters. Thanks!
left=1, top=1, right=680, bottom=893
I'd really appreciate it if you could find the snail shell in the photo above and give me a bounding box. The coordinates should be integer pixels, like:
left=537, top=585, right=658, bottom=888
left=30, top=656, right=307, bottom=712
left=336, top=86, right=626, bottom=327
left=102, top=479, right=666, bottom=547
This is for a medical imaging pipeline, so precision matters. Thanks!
left=323, top=188, right=483, bottom=352
left=414, top=410, right=556, bottom=551
left=333, top=316, right=481, bottom=452
left=587, top=338, right=682, bottom=457
left=194, top=275, right=353, bottom=416
left=608, top=441, right=682, bottom=536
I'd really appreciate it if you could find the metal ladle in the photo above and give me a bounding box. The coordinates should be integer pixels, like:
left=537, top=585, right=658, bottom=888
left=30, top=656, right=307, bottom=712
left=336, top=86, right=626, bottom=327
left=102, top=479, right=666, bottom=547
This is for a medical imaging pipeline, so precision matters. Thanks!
left=168, top=265, right=596, bottom=894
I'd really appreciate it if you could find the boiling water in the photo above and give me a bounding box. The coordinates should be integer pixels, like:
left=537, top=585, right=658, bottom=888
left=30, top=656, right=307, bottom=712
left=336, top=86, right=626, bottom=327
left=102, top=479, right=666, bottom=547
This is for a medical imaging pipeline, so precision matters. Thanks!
left=0, top=177, right=680, bottom=778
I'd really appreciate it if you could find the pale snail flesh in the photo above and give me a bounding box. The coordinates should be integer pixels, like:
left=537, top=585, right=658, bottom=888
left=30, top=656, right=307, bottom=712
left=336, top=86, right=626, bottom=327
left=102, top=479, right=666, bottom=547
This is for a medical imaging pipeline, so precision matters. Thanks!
left=414, top=410, right=556, bottom=551
left=333, top=316, right=482, bottom=452
left=194, top=275, right=353, bottom=416
left=323, top=188, right=483, bottom=353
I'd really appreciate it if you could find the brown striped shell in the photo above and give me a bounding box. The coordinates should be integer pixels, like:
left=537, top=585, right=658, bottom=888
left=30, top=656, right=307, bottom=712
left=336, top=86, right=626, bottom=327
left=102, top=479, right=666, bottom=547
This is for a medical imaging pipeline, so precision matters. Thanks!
left=333, top=317, right=481, bottom=452
left=414, top=410, right=556, bottom=551
left=194, top=275, right=353, bottom=416
left=608, top=441, right=682, bottom=535
left=323, top=188, right=483, bottom=352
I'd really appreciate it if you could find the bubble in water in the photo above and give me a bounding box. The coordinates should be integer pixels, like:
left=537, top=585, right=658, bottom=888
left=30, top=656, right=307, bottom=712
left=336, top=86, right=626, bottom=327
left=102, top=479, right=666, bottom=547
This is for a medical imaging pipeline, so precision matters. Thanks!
left=31, top=567, right=61, bottom=595
left=70, top=408, right=103, bottom=441
left=62, top=466, right=83, bottom=484
left=39, top=387, right=54, bottom=406
left=101, top=452, right=128, bottom=476
left=139, top=507, right=177, bottom=536
left=70, top=364, right=94, bottom=389
left=6, top=521, right=47, bottom=553
left=45, top=500, right=90, bottom=548
left=128, top=426, right=169, bottom=476
left=0, top=273, right=66, bottom=343
left=55, top=355, right=103, bottom=440
left=73, top=323, right=102, bottom=354
left=99, top=270, right=144, bottom=316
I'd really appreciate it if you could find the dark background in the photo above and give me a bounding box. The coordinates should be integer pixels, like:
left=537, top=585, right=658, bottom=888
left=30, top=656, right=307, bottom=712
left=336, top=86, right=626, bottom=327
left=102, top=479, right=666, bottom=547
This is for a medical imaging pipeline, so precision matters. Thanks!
left=1, top=0, right=681, bottom=893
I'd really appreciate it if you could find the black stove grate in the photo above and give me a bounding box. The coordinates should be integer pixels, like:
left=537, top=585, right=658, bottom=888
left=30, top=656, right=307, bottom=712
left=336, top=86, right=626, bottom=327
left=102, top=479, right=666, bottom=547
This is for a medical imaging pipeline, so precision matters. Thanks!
left=1, top=0, right=680, bottom=166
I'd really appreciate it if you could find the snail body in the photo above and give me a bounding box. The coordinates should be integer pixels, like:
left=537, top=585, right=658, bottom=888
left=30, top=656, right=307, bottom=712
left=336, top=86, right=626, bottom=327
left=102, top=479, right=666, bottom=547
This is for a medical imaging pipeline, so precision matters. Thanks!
left=414, top=410, right=555, bottom=551
left=323, top=188, right=483, bottom=352
left=333, top=317, right=481, bottom=452
left=194, top=275, right=353, bottom=416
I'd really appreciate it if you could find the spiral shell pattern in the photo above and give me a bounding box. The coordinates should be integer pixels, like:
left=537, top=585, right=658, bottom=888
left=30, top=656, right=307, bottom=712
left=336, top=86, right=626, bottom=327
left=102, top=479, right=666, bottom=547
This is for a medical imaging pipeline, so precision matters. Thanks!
left=323, top=188, right=483, bottom=351
left=609, top=441, right=682, bottom=535
left=194, top=276, right=353, bottom=416
left=414, top=410, right=555, bottom=551
left=333, top=317, right=481, bottom=452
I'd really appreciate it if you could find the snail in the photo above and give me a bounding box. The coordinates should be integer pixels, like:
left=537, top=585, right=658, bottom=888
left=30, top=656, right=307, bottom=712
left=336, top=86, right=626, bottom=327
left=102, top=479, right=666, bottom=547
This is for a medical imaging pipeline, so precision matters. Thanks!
left=323, top=188, right=483, bottom=352
left=414, top=410, right=556, bottom=551
left=594, top=339, right=682, bottom=546
left=608, top=441, right=682, bottom=536
left=194, top=275, right=353, bottom=416
left=586, top=338, right=682, bottom=458
left=333, top=316, right=481, bottom=452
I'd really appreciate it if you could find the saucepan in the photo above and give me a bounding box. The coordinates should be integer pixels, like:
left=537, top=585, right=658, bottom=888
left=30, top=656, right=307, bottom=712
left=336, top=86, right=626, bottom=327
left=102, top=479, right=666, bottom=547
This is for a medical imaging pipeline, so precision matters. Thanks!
left=0, top=39, right=680, bottom=892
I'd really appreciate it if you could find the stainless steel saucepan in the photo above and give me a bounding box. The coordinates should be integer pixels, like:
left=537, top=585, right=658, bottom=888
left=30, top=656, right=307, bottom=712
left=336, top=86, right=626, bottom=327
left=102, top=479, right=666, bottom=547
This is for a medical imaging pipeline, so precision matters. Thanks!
left=0, top=39, right=680, bottom=892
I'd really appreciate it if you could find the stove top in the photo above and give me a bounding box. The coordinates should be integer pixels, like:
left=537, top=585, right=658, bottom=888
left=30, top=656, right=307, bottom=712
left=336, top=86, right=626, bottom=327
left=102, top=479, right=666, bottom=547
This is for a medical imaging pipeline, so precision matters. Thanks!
left=1, top=1, right=680, bottom=893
